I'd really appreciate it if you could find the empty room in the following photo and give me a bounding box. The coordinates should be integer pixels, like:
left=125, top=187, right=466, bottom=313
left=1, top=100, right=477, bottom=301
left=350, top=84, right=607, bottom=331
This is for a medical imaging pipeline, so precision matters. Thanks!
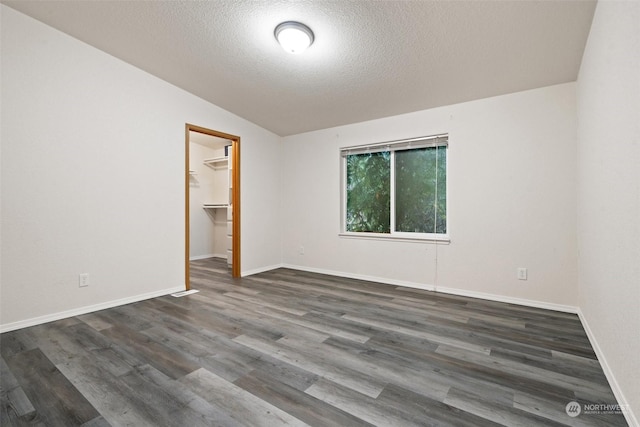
left=1, top=1, right=638, bottom=426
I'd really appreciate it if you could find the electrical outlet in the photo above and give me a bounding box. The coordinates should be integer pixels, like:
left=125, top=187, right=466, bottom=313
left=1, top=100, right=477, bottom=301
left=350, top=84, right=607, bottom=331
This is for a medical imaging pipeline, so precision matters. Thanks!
left=299, top=246, right=305, bottom=255
left=517, top=268, right=528, bottom=281
left=79, top=273, right=90, bottom=287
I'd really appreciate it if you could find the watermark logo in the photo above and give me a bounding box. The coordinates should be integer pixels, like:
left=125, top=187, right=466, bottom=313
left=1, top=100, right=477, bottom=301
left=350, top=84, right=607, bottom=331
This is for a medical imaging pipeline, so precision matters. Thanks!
left=566, top=401, right=627, bottom=418
left=583, top=403, right=627, bottom=415
left=566, top=401, right=582, bottom=417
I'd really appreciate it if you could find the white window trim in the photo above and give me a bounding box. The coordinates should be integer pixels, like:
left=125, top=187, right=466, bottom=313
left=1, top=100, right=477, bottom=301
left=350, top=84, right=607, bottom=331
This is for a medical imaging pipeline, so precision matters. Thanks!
left=338, top=231, right=450, bottom=244
left=340, top=134, right=449, bottom=242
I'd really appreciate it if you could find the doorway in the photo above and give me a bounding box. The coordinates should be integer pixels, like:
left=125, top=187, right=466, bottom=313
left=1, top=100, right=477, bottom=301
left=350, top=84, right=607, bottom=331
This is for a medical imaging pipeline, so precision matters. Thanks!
left=185, top=124, right=240, bottom=289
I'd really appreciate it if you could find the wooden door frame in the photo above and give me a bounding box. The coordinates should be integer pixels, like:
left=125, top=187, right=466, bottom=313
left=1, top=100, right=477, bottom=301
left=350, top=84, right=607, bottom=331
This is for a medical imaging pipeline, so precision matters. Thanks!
left=185, top=123, right=241, bottom=288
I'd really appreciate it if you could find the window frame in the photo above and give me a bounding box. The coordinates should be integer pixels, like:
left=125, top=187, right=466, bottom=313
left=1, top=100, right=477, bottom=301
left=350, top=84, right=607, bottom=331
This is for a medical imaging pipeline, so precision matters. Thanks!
left=340, top=134, right=450, bottom=243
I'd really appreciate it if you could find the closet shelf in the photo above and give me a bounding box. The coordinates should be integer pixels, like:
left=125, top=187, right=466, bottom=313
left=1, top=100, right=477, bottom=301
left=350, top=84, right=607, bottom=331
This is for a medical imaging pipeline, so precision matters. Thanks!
left=203, top=203, right=229, bottom=209
left=203, top=157, right=229, bottom=168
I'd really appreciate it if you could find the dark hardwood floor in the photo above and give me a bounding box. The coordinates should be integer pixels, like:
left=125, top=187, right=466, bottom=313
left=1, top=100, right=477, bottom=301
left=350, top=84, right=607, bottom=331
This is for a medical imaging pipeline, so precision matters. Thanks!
left=1, top=258, right=627, bottom=426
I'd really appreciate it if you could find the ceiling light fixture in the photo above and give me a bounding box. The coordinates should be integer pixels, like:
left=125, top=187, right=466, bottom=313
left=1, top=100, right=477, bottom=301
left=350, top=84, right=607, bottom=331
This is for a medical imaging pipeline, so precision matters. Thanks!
left=274, top=21, right=314, bottom=54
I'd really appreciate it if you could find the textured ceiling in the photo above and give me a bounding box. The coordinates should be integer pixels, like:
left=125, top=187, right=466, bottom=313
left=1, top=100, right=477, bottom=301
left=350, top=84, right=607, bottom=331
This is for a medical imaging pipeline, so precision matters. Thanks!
left=3, top=0, right=596, bottom=136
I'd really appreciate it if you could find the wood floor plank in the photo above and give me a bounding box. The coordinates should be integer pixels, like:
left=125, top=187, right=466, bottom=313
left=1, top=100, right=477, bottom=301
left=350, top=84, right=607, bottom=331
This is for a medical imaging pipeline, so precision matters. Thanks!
left=436, top=344, right=613, bottom=398
left=80, top=416, right=111, bottom=427
left=490, top=347, right=609, bottom=385
left=377, top=382, right=503, bottom=427
left=253, top=306, right=372, bottom=343
left=5, top=348, right=100, bottom=426
left=76, top=313, right=113, bottom=332
left=444, top=387, right=568, bottom=427
left=190, top=293, right=330, bottom=343
left=140, top=324, right=262, bottom=383
left=305, top=377, right=427, bottom=427
left=55, top=355, right=164, bottom=427
left=342, top=313, right=492, bottom=354
left=99, top=324, right=200, bottom=380
left=0, top=330, right=38, bottom=360
left=277, top=334, right=451, bottom=402
left=224, top=291, right=309, bottom=316
left=322, top=335, right=517, bottom=407
left=234, top=369, right=372, bottom=427
left=0, top=257, right=628, bottom=427
left=233, top=334, right=387, bottom=398
left=31, top=322, right=134, bottom=378
left=116, top=364, right=242, bottom=427
left=246, top=356, right=319, bottom=392
left=179, top=367, right=308, bottom=427
left=1, top=356, right=36, bottom=422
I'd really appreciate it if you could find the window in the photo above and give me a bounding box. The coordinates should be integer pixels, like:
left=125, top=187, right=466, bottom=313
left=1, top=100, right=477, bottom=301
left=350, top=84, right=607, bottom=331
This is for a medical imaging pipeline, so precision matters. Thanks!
left=341, top=135, right=448, bottom=240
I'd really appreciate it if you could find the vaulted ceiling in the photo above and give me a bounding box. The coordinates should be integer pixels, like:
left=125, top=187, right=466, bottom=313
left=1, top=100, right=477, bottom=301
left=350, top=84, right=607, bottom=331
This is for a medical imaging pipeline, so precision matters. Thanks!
left=3, top=0, right=596, bottom=136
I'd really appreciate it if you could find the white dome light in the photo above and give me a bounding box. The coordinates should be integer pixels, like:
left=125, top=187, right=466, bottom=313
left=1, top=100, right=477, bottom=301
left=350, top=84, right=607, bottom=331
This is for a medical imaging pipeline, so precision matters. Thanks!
left=275, top=21, right=314, bottom=54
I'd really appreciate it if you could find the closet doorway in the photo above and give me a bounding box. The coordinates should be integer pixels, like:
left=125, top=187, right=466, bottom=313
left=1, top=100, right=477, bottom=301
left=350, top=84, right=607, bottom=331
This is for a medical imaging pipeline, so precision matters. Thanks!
left=185, top=124, right=240, bottom=289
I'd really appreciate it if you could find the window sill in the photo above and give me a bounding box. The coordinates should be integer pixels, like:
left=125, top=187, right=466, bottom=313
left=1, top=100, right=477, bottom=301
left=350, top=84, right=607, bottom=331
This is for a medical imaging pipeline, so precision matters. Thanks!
left=338, top=232, right=450, bottom=244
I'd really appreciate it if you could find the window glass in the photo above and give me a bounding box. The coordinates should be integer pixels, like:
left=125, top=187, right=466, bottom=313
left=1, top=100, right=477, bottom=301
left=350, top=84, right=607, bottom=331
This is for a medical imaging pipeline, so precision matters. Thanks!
left=341, top=135, right=448, bottom=239
left=395, top=146, right=446, bottom=234
left=346, top=152, right=390, bottom=233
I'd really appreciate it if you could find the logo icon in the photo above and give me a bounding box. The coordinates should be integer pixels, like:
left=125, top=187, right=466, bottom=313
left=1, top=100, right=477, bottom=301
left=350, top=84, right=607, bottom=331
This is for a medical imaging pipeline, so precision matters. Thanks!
left=566, top=401, right=582, bottom=417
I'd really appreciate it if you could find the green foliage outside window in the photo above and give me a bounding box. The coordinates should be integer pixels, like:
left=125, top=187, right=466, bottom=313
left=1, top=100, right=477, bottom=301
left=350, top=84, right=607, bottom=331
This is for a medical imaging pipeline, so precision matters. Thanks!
left=345, top=145, right=446, bottom=235
left=396, top=146, right=446, bottom=234
left=346, top=152, right=390, bottom=232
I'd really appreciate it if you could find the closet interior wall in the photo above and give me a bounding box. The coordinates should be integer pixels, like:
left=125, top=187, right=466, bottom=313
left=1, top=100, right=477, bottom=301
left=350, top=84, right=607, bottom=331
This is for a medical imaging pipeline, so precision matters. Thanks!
left=189, top=133, right=233, bottom=265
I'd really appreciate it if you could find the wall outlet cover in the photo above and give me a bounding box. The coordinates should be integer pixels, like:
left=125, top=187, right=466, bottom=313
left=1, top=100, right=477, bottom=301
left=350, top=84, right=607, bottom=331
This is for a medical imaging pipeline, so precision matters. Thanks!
left=517, top=268, right=528, bottom=280
left=79, top=273, right=90, bottom=287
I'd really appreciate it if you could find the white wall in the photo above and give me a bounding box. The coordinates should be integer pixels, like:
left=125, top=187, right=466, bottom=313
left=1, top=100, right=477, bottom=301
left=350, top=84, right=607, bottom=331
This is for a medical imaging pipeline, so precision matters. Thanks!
left=576, top=1, right=640, bottom=424
left=0, top=5, right=282, bottom=330
left=282, top=83, right=578, bottom=310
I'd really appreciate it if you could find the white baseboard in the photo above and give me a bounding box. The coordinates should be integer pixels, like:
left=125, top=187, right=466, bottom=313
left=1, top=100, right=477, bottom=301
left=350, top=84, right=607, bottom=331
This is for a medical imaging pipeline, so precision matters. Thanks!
left=280, top=263, right=435, bottom=291
left=189, top=253, right=226, bottom=261
left=279, top=263, right=577, bottom=313
left=578, top=309, right=639, bottom=427
left=435, top=285, right=578, bottom=313
left=0, top=286, right=184, bottom=333
left=242, top=263, right=285, bottom=277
